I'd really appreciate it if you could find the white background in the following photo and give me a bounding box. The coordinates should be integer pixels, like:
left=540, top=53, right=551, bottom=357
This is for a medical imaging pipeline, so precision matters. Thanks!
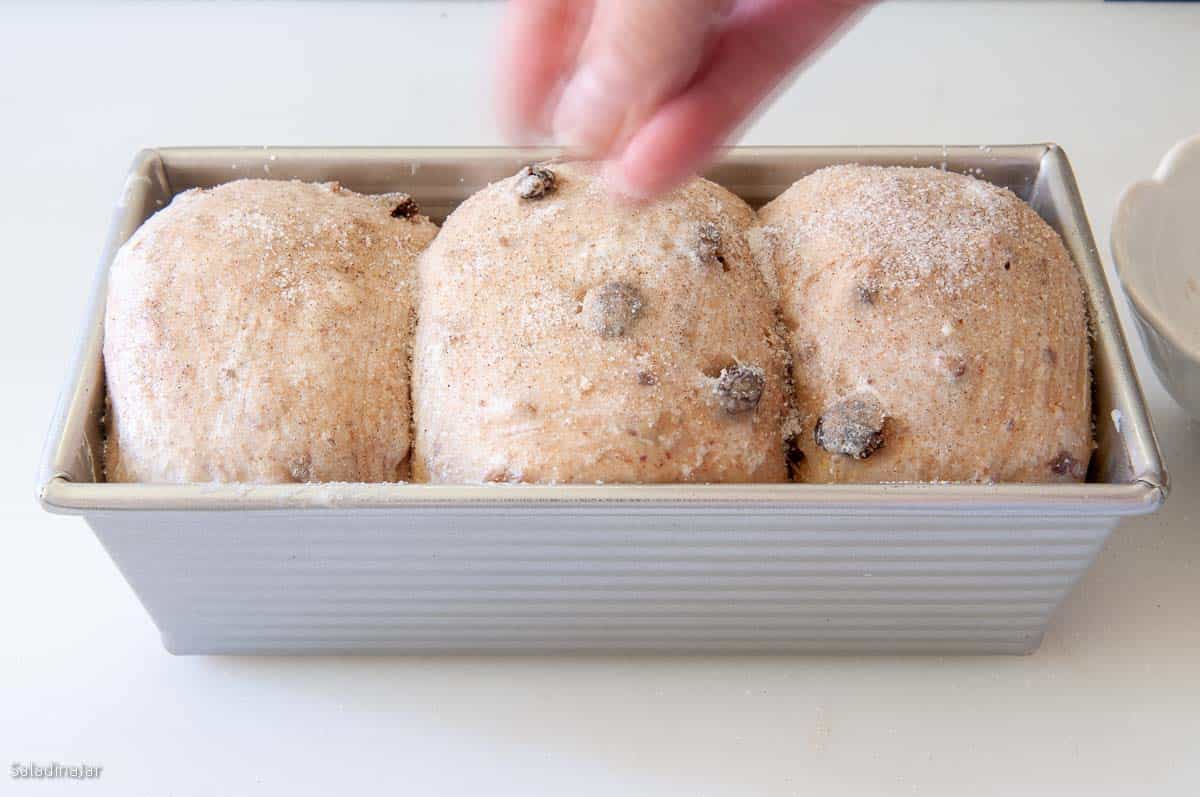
left=3, top=1, right=1198, bottom=794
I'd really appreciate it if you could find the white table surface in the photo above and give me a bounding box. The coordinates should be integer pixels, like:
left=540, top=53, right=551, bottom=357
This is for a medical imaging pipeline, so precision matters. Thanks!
left=3, top=1, right=1198, bottom=794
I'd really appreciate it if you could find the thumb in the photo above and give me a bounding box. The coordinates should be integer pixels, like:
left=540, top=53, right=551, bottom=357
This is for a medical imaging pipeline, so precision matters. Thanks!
left=552, top=0, right=730, bottom=158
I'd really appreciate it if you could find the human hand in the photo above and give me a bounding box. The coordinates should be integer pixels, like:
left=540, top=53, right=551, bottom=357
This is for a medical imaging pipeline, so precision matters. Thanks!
left=496, top=0, right=872, bottom=198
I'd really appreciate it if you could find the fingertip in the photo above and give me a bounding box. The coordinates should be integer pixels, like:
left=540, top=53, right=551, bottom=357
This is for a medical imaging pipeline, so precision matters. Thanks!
left=499, top=115, right=548, bottom=148
left=494, top=0, right=581, bottom=148
left=495, top=106, right=537, bottom=147
left=610, top=110, right=715, bottom=200
left=600, top=160, right=652, bottom=202
left=604, top=155, right=691, bottom=202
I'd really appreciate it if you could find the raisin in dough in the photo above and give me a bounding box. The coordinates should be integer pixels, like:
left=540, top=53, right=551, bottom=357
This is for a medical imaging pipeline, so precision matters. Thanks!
left=104, top=179, right=438, bottom=482
left=760, top=165, right=1091, bottom=483
left=412, top=161, right=788, bottom=483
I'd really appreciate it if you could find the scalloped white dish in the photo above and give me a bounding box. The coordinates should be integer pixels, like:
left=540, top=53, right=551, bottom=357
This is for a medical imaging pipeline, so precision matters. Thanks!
left=1112, top=134, right=1200, bottom=420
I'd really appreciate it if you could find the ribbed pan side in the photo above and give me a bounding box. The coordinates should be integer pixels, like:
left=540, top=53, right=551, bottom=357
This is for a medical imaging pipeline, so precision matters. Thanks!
left=88, top=511, right=1114, bottom=655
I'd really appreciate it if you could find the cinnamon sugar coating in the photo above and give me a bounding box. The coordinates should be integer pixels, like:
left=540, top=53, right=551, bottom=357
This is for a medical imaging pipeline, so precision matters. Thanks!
left=412, top=162, right=788, bottom=484
left=103, top=179, right=438, bottom=483
left=761, top=165, right=1091, bottom=483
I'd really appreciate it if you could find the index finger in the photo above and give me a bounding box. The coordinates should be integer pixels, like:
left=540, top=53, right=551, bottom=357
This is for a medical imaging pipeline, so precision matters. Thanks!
left=611, top=0, right=871, bottom=197
left=496, top=0, right=593, bottom=143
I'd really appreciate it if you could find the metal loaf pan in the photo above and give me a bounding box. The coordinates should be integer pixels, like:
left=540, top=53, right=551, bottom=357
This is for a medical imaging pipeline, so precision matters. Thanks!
left=38, top=146, right=1167, bottom=655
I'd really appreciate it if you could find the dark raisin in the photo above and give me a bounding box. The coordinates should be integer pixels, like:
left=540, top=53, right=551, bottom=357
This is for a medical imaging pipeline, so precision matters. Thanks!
left=582, top=282, right=642, bottom=338
left=637, top=370, right=658, bottom=386
left=697, top=222, right=726, bottom=270
left=784, top=435, right=806, bottom=478
left=714, top=365, right=765, bottom=414
left=288, top=455, right=313, bottom=483
left=1003, top=260, right=1012, bottom=271
left=814, top=394, right=886, bottom=459
left=390, top=196, right=420, bottom=219
left=515, top=164, right=556, bottom=199
left=1049, top=450, right=1085, bottom=480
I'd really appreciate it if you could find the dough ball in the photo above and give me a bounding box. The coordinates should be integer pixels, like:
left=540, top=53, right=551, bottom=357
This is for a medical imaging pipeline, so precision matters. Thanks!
left=760, top=165, right=1091, bottom=483
left=413, top=161, right=788, bottom=483
left=103, top=178, right=438, bottom=482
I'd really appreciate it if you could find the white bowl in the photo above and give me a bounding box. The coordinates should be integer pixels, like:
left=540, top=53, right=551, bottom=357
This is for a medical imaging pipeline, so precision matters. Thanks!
left=1112, top=134, right=1200, bottom=420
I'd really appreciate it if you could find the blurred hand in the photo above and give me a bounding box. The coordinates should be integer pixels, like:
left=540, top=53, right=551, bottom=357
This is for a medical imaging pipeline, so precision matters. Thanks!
left=497, top=0, right=872, bottom=198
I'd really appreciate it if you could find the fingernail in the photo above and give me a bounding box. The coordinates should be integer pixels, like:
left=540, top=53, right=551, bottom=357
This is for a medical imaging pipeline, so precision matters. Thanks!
left=552, top=63, right=622, bottom=156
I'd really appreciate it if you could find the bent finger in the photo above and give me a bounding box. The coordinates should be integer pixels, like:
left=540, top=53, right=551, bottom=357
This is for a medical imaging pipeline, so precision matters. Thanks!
left=611, top=0, right=872, bottom=197
left=496, top=0, right=593, bottom=142
left=551, top=0, right=730, bottom=158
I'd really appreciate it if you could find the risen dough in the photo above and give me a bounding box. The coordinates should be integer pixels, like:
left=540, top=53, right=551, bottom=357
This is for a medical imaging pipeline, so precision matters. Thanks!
left=412, top=161, right=788, bottom=483
left=760, top=165, right=1091, bottom=483
left=103, top=178, right=437, bottom=483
